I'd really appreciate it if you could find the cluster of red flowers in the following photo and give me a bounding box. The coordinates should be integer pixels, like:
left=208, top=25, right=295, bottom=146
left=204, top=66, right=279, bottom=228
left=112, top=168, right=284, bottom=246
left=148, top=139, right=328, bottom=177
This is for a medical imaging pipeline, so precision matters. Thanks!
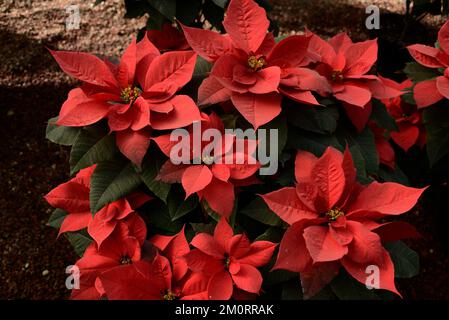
left=45, top=0, right=428, bottom=300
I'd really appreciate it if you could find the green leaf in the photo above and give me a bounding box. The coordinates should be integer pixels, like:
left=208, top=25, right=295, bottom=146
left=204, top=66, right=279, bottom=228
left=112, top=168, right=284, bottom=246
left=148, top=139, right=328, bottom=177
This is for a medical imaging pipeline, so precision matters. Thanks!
left=330, top=271, right=382, bottom=300
left=423, top=105, right=449, bottom=166
left=45, top=117, right=81, bottom=146
left=190, top=222, right=215, bottom=234
left=379, top=166, right=410, bottom=185
left=175, top=0, right=202, bottom=24
left=370, top=99, right=398, bottom=131
left=286, top=128, right=343, bottom=156
left=148, top=201, right=183, bottom=234
left=282, top=280, right=302, bottom=300
left=404, top=62, right=439, bottom=83
left=385, top=241, right=419, bottom=278
left=193, top=55, right=212, bottom=79
left=264, top=269, right=297, bottom=286
left=90, top=159, right=142, bottom=213
left=258, top=112, right=288, bottom=156
left=241, top=198, right=285, bottom=227
left=211, top=0, right=228, bottom=8
left=167, top=186, right=198, bottom=221
left=337, top=126, right=379, bottom=180
left=148, top=0, right=176, bottom=20
left=65, top=230, right=92, bottom=257
left=47, top=208, right=67, bottom=229
left=69, top=129, right=118, bottom=175
left=255, top=227, right=284, bottom=242
left=140, top=154, right=171, bottom=203
left=287, top=104, right=339, bottom=134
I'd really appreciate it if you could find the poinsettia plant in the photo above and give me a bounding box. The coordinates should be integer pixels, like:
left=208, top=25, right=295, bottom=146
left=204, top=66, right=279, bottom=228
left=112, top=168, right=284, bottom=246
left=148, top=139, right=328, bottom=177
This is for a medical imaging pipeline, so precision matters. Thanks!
left=45, top=0, right=427, bottom=300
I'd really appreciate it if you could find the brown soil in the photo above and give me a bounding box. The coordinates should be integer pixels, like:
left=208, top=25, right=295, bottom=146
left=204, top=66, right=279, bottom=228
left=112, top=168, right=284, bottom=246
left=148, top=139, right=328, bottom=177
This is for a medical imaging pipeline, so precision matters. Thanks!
left=0, top=0, right=448, bottom=299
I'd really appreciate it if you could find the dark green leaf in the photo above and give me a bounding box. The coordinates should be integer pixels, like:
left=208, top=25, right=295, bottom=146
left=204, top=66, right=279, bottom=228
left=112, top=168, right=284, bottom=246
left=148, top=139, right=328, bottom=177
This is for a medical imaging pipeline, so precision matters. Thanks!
left=404, top=62, right=439, bottom=83
left=148, top=0, right=176, bottom=20
left=69, top=130, right=118, bottom=175
left=379, top=166, right=410, bottom=185
left=385, top=241, right=419, bottom=278
left=282, top=280, right=302, bottom=300
left=167, top=186, right=198, bottom=221
left=423, top=105, right=449, bottom=166
left=140, top=154, right=171, bottom=203
left=90, top=159, right=142, bottom=213
left=46, top=117, right=81, bottom=146
left=287, top=104, right=339, bottom=134
left=147, top=201, right=183, bottom=234
left=47, top=208, right=67, bottom=229
left=330, top=271, right=382, bottom=300
left=65, top=230, right=92, bottom=257
left=286, top=128, right=343, bottom=156
left=212, top=0, right=228, bottom=8
left=370, top=99, right=398, bottom=131
left=241, top=198, right=285, bottom=227
left=176, top=0, right=202, bottom=24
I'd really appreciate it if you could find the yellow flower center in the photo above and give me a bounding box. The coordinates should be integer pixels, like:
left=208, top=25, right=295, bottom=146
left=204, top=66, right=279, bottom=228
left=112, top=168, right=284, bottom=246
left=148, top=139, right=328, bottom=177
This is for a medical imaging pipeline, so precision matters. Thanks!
left=119, top=255, right=133, bottom=265
left=247, top=55, right=266, bottom=71
left=224, top=257, right=231, bottom=269
left=331, top=70, right=344, bottom=82
left=163, top=290, right=178, bottom=300
left=325, top=208, right=345, bottom=221
left=120, top=85, right=141, bottom=103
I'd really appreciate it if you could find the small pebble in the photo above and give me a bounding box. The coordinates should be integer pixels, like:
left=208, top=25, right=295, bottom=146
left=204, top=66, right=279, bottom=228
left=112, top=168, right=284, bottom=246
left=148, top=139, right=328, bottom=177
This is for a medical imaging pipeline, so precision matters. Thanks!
left=7, top=110, right=14, bottom=116
left=24, top=263, right=29, bottom=269
left=42, top=270, right=49, bottom=276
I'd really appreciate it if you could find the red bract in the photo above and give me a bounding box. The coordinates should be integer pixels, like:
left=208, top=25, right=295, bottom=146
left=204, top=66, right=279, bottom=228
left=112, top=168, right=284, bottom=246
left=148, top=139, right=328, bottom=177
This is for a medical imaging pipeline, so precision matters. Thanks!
left=44, top=165, right=151, bottom=247
left=380, top=77, right=426, bottom=151
left=71, top=218, right=146, bottom=299
left=50, top=37, right=201, bottom=166
left=100, top=228, right=209, bottom=300
left=146, top=24, right=190, bottom=51
left=261, top=147, right=426, bottom=298
left=369, top=121, right=396, bottom=169
left=407, top=20, right=449, bottom=108
left=182, top=0, right=282, bottom=129
left=308, top=32, right=402, bottom=130
left=183, top=218, right=277, bottom=299
left=153, top=112, right=260, bottom=217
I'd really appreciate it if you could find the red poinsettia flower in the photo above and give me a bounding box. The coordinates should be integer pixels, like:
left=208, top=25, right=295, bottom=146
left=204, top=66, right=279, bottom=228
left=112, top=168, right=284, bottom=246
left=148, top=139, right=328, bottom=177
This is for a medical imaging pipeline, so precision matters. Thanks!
left=146, top=23, right=190, bottom=51
left=181, top=0, right=283, bottom=129
left=407, top=20, right=449, bottom=108
left=369, top=121, right=396, bottom=169
left=50, top=36, right=201, bottom=166
left=183, top=218, right=277, bottom=300
left=44, top=165, right=151, bottom=247
left=265, top=34, right=331, bottom=105
left=261, top=147, right=425, bottom=298
left=379, top=77, right=426, bottom=151
left=307, top=32, right=402, bottom=130
left=99, top=228, right=209, bottom=300
left=153, top=112, right=260, bottom=217
left=71, top=217, right=146, bottom=300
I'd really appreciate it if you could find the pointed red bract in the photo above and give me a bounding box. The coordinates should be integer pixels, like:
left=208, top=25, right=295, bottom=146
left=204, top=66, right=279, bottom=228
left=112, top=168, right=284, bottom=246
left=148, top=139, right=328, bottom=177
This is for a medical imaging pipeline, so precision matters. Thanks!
left=50, top=37, right=201, bottom=165
left=261, top=147, right=426, bottom=297
left=184, top=218, right=276, bottom=299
